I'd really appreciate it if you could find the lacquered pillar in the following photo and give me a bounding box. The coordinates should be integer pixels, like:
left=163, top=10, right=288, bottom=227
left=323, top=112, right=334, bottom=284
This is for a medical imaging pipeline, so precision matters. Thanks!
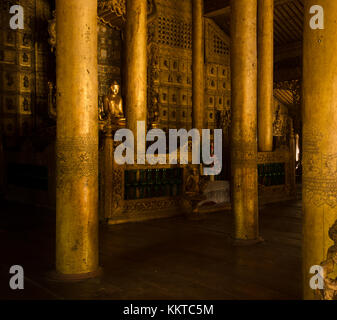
left=230, top=0, right=260, bottom=244
left=125, top=0, right=148, bottom=135
left=302, top=0, right=337, bottom=299
left=192, top=0, right=205, bottom=131
left=258, top=0, right=274, bottom=152
left=55, top=0, right=99, bottom=278
left=0, top=132, right=4, bottom=196
left=104, top=125, right=114, bottom=219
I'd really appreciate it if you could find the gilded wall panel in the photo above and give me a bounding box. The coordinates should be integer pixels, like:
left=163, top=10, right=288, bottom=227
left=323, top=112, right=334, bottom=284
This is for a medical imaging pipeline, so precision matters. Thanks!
left=2, top=117, right=16, bottom=136
left=97, top=22, right=121, bottom=104
left=2, top=95, right=18, bottom=114
left=0, top=0, right=52, bottom=138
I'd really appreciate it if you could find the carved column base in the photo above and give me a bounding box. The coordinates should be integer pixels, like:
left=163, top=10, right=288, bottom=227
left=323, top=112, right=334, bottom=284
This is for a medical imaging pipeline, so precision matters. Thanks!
left=46, top=267, right=102, bottom=283
left=232, top=237, right=264, bottom=247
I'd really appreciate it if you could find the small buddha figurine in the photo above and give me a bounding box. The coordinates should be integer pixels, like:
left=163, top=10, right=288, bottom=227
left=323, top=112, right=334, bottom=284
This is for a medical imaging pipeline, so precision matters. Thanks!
left=103, top=81, right=124, bottom=124
left=48, top=81, right=57, bottom=119
left=273, top=105, right=284, bottom=136
left=48, top=11, right=56, bottom=53
left=320, top=220, right=337, bottom=300
left=185, top=167, right=201, bottom=195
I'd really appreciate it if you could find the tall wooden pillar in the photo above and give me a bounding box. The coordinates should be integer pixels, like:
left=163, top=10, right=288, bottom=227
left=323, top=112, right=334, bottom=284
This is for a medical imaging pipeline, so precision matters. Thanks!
left=55, top=0, right=99, bottom=278
left=303, top=0, right=337, bottom=299
left=192, top=0, right=205, bottom=131
left=230, top=0, right=261, bottom=244
left=104, top=125, right=114, bottom=219
left=258, top=0, right=274, bottom=152
left=125, top=0, right=148, bottom=135
left=0, top=132, right=4, bottom=196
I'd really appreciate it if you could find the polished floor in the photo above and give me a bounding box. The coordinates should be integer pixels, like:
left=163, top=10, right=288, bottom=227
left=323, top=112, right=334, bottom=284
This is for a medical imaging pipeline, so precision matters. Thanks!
left=0, top=197, right=302, bottom=300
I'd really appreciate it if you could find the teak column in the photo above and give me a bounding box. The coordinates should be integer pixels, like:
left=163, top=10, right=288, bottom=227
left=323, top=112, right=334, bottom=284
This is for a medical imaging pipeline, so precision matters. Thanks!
left=303, top=0, right=337, bottom=299
left=258, top=0, right=274, bottom=152
left=55, top=0, right=99, bottom=278
left=230, top=0, right=260, bottom=244
left=104, top=125, right=114, bottom=219
left=125, top=0, right=148, bottom=135
left=0, top=133, right=4, bottom=196
left=192, top=0, right=205, bottom=131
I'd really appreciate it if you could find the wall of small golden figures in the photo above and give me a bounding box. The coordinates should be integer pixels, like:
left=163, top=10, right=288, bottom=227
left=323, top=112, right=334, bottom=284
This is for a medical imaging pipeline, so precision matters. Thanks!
left=97, top=22, right=121, bottom=111
left=0, top=0, right=232, bottom=140
left=0, top=0, right=51, bottom=141
left=0, top=0, right=296, bottom=212
left=147, top=0, right=231, bottom=131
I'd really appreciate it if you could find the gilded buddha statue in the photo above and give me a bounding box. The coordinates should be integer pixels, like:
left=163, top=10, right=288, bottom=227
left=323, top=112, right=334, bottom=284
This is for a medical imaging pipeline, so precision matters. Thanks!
left=103, top=81, right=125, bottom=125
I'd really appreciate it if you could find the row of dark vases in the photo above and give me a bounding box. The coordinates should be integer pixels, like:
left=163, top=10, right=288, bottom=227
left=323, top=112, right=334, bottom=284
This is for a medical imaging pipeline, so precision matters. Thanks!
left=125, top=168, right=183, bottom=200
left=258, top=163, right=286, bottom=187
left=124, top=163, right=285, bottom=200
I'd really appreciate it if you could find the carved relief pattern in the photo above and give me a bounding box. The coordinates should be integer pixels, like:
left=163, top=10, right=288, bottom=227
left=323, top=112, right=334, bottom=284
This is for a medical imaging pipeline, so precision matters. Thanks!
left=111, top=168, right=123, bottom=210
left=258, top=151, right=288, bottom=164
left=147, top=43, right=160, bottom=128
left=99, top=0, right=126, bottom=18
left=303, top=127, right=337, bottom=208
left=205, top=18, right=230, bottom=66
left=157, top=15, right=192, bottom=49
left=149, top=0, right=193, bottom=131
left=98, top=0, right=156, bottom=21
left=122, top=198, right=180, bottom=214
left=231, top=145, right=258, bottom=168
left=150, top=5, right=231, bottom=131
left=205, top=18, right=231, bottom=130
left=56, top=137, right=98, bottom=188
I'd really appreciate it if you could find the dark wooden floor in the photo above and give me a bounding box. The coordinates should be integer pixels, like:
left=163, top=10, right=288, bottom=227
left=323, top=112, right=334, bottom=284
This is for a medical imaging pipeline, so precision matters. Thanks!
left=0, top=197, right=302, bottom=300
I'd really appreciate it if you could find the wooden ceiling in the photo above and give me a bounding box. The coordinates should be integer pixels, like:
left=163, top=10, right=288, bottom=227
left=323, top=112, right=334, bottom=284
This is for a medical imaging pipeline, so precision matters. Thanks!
left=204, top=0, right=303, bottom=109
left=274, top=0, right=303, bottom=47
left=205, top=0, right=304, bottom=49
left=99, top=0, right=304, bottom=54
left=274, top=88, right=295, bottom=105
left=98, top=0, right=303, bottom=106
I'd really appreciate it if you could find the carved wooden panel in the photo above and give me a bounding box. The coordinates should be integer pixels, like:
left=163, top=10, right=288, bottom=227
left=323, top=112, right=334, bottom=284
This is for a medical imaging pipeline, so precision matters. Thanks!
left=147, top=1, right=231, bottom=131
left=97, top=22, right=121, bottom=103
left=0, top=0, right=51, bottom=138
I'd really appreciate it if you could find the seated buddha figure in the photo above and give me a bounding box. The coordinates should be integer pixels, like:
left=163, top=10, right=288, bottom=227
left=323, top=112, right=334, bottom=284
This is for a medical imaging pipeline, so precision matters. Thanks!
left=103, top=81, right=124, bottom=124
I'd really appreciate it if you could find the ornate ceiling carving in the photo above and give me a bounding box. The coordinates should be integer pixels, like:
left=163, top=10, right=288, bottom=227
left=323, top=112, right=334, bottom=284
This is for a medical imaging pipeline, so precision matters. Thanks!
left=98, top=0, right=156, bottom=28
left=98, top=0, right=126, bottom=19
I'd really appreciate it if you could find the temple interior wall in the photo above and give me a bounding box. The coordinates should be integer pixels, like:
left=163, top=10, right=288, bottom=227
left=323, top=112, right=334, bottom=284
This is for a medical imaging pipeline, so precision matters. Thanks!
left=0, top=0, right=296, bottom=215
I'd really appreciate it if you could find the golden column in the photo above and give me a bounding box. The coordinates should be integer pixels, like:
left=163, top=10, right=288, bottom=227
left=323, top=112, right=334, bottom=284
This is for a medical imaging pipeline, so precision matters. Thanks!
left=125, top=0, right=148, bottom=135
left=0, top=132, right=4, bottom=196
left=231, top=0, right=261, bottom=244
left=192, top=0, right=205, bottom=131
left=258, top=0, right=274, bottom=152
left=103, top=125, right=114, bottom=219
left=55, top=0, right=99, bottom=278
left=303, top=0, right=337, bottom=299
